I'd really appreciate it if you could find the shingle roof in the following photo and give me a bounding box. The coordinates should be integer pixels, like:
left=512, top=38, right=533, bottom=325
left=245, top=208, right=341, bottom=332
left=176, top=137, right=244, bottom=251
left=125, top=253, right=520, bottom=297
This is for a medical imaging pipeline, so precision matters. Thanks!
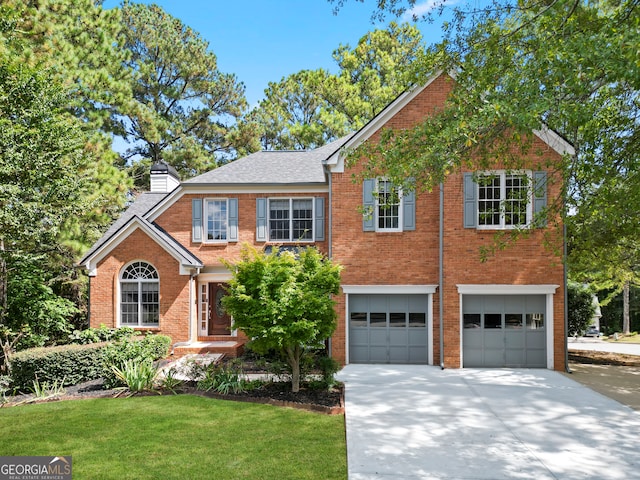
left=184, top=134, right=354, bottom=185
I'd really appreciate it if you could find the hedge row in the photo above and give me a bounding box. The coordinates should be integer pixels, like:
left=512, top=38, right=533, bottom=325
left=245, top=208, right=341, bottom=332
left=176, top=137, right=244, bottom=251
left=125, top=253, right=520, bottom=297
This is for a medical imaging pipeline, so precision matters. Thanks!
left=9, top=342, right=107, bottom=392
left=9, top=335, right=172, bottom=393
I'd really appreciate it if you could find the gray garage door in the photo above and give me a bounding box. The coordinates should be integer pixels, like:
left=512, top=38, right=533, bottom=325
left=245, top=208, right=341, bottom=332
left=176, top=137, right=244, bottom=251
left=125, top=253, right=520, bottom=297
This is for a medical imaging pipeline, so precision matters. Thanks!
left=463, top=295, right=546, bottom=368
left=349, top=294, right=428, bottom=364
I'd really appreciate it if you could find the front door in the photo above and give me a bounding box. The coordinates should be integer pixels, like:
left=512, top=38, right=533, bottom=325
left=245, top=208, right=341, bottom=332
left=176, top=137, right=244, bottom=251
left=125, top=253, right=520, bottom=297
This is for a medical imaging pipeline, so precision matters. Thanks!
left=208, top=283, right=231, bottom=335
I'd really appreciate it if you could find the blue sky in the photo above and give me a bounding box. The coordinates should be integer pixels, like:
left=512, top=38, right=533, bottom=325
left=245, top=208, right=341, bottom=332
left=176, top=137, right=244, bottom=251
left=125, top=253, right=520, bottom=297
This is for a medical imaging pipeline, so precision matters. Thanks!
left=102, top=0, right=451, bottom=107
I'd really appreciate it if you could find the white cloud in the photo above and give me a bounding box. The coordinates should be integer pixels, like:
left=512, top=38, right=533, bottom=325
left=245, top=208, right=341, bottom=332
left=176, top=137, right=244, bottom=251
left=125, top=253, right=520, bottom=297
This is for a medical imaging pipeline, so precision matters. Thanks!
left=402, top=0, right=458, bottom=21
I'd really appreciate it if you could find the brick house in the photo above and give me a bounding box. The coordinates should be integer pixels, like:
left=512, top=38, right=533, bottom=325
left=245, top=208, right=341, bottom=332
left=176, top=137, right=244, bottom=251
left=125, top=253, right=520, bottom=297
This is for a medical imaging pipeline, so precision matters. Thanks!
left=80, top=73, right=572, bottom=369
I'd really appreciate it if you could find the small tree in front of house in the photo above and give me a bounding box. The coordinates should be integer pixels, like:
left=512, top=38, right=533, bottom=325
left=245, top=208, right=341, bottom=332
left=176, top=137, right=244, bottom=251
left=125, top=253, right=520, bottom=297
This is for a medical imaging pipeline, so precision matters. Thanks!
left=222, top=245, right=341, bottom=393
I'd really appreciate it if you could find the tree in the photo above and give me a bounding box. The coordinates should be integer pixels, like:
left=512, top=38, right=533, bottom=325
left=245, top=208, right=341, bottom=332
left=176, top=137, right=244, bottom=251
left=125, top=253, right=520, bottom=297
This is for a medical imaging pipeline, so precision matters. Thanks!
left=222, top=246, right=341, bottom=393
left=331, top=0, right=640, bottom=271
left=115, top=2, right=252, bottom=186
left=0, top=4, right=131, bottom=328
left=248, top=22, right=424, bottom=150
left=567, top=282, right=596, bottom=337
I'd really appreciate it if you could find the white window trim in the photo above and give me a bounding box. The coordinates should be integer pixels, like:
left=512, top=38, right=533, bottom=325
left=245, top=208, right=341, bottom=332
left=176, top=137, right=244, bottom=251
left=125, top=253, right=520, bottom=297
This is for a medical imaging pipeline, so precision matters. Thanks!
left=267, top=197, right=315, bottom=243
left=203, top=198, right=229, bottom=244
left=476, top=170, right=533, bottom=230
left=375, top=179, right=403, bottom=233
left=117, top=261, right=160, bottom=328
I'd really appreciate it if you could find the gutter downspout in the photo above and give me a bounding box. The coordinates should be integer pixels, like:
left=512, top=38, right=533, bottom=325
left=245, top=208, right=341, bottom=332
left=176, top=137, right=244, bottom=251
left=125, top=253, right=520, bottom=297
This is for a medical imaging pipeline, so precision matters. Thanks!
left=325, top=164, right=333, bottom=358
left=439, top=182, right=445, bottom=370
left=564, top=222, right=571, bottom=373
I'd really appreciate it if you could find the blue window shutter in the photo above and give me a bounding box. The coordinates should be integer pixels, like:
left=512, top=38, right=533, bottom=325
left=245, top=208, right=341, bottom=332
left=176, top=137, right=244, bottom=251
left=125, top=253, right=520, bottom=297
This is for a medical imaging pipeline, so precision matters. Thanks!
left=256, top=198, right=267, bottom=242
left=363, top=179, right=375, bottom=231
left=192, top=199, right=202, bottom=242
left=228, top=198, right=238, bottom=241
left=314, top=197, right=325, bottom=241
left=463, top=173, right=477, bottom=228
left=402, top=189, right=416, bottom=231
left=533, top=171, right=547, bottom=227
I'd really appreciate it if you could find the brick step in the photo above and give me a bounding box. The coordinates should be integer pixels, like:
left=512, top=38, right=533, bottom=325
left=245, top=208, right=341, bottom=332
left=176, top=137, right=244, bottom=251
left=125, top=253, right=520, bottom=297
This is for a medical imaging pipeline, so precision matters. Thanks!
left=197, top=335, right=243, bottom=342
left=173, top=340, right=245, bottom=359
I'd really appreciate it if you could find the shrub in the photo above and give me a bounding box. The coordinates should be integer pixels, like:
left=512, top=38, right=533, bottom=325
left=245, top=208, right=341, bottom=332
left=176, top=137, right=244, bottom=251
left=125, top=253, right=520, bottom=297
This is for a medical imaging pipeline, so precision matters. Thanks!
left=9, top=343, right=106, bottom=392
left=197, top=364, right=248, bottom=395
left=102, top=335, right=170, bottom=389
left=68, top=325, right=135, bottom=345
left=111, top=358, right=159, bottom=396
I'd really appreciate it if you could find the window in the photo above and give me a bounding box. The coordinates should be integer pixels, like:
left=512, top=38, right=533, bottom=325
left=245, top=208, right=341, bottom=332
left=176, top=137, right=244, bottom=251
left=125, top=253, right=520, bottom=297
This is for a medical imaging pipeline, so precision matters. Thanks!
left=363, top=178, right=415, bottom=232
left=476, top=171, right=532, bottom=229
left=268, top=198, right=313, bottom=242
left=376, top=180, right=401, bottom=231
left=192, top=198, right=238, bottom=243
left=120, top=261, right=159, bottom=327
left=205, top=199, right=228, bottom=242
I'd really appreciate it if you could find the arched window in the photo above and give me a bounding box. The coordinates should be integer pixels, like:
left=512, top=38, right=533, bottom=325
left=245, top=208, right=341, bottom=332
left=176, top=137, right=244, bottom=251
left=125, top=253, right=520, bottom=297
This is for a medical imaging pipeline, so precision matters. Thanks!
left=120, top=261, right=159, bottom=326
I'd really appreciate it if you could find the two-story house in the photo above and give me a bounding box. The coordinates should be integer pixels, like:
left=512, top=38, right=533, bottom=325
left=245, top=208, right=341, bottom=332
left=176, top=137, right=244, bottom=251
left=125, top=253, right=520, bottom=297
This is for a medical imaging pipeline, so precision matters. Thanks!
left=80, top=73, right=571, bottom=370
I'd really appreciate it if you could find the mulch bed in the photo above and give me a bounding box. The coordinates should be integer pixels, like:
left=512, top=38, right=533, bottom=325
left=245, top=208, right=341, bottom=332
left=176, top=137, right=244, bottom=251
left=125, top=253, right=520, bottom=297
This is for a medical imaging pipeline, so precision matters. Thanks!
left=569, top=349, right=640, bottom=366
left=2, top=378, right=344, bottom=415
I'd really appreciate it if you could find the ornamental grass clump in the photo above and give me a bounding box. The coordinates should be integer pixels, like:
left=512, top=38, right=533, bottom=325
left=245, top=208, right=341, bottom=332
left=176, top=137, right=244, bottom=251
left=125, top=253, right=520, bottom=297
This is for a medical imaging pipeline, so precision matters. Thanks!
left=111, top=358, right=159, bottom=396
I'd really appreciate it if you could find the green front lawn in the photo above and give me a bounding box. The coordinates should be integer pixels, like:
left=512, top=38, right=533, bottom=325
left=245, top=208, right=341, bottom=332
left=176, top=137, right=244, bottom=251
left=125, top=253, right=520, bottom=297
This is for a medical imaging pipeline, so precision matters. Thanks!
left=0, top=395, right=346, bottom=480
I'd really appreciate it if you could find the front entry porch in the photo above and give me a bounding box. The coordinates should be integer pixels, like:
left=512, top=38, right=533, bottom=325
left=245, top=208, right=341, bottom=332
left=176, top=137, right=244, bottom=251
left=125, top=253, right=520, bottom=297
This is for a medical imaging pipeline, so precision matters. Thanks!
left=172, top=335, right=247, bottom=358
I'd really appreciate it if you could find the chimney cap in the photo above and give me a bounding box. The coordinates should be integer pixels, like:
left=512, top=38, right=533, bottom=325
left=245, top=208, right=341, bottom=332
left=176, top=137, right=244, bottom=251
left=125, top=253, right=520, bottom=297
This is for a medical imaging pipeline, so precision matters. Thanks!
left=150, top=161, right=180, bottom=180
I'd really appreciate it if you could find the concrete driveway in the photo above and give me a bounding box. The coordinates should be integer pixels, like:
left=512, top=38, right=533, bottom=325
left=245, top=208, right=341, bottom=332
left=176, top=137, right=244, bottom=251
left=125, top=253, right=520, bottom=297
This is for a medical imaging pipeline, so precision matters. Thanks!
left=337, top=365, right=640, bottom=480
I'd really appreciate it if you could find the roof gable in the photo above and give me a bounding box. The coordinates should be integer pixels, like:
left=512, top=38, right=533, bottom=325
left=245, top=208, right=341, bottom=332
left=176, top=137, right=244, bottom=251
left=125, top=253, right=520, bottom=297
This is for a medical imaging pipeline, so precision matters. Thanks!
left=325, top=71, right=574, bottom=173
left=80, top=215, right=202, bottom=276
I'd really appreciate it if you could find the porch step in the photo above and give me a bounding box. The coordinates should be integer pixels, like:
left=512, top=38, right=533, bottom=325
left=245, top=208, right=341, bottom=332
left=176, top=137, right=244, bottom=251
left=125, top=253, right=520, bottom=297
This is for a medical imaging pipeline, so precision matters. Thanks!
left=172, top=340, right=246, bottom=359
left=197, top=335, right=244, bottom=342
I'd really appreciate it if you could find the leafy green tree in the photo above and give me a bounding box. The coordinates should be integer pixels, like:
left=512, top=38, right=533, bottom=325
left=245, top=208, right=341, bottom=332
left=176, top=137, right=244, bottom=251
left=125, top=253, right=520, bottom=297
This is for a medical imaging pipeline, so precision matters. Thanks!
left=222, top=246, right=341, bottom=392
left=115, top=2, right=252, bottom=186
left=248, top=22, right=424, bottom=150
left=3, top=0, right=132, bottom=130
left=567, top=282, right=596, bottom=337
left=332, top=0, right=639, bottom=272
left=250, top=69, right=351, bottom=150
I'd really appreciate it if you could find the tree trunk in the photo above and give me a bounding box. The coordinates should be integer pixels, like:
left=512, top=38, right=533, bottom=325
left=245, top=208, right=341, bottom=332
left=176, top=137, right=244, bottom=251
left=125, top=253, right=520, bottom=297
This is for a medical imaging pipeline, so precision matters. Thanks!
left=286, top=345, right=301, bottom=393
left=0, top=238, right=6, bottom=327
left=623, top=281, right=631, bottom=335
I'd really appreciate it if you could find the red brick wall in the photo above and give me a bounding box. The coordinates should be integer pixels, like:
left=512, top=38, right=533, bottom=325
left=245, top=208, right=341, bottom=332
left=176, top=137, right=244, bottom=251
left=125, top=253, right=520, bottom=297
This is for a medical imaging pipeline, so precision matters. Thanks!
left=89, top=229, right=191, bottom=344
left=330, top=73, right=565, bottom=369
left=154, top=192, right=329, bottom=266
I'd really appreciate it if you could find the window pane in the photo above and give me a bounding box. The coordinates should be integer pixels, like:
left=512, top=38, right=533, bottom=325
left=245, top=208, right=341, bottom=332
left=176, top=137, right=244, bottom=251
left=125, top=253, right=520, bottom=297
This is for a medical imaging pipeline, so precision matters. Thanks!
left=409, top=312, right=426, bottom=327
left=505, top=313, right=523, bottom=329
left=206, top=199, right=228, bottom=241
left=390, top=312, right=406, bottom=327
left=370, top=312, right=386, bottom=327
left=526, top=313, right=545, bottom=329
left=485, top=313, right=502, bottom=329
left=377, top=181, right=400, bottom=230
left=350, top=312, right=367, bottom=327
left=464, top=313, right=481, bottom=329
left=505, top=175, right=528, bottom=226
left=478, top=175, right=501, bottom=226
left=269, top=199, right=290, bottom=240
left=292, top=199, right=313, bottom=240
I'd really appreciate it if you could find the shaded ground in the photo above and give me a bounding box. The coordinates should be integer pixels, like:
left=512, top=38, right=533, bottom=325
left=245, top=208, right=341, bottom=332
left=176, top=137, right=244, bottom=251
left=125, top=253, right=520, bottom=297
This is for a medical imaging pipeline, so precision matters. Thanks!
left=566, top=350, right=640, bottom=411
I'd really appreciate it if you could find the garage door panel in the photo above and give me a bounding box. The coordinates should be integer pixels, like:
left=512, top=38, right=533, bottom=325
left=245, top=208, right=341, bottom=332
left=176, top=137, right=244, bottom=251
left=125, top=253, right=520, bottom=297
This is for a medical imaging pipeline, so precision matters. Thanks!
left=349, top=294, right=428, bottom=364
left=463, top=294, right=547, bottom=368
left=526, top=349, right=546, bottom=367
left=505, top=349, right=525, bottom=366
left=409, top=346, right=428, bottom=363
left=526, top=331, right=545, bottom=347
left=408, top=329, right=427, bottom=346
left=505, top=331, right=524, bottom=348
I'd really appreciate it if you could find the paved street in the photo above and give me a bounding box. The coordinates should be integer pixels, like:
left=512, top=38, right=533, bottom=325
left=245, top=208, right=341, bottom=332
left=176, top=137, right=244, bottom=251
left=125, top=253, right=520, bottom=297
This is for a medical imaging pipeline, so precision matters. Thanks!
left=568, top=337, right=640, bottom=356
